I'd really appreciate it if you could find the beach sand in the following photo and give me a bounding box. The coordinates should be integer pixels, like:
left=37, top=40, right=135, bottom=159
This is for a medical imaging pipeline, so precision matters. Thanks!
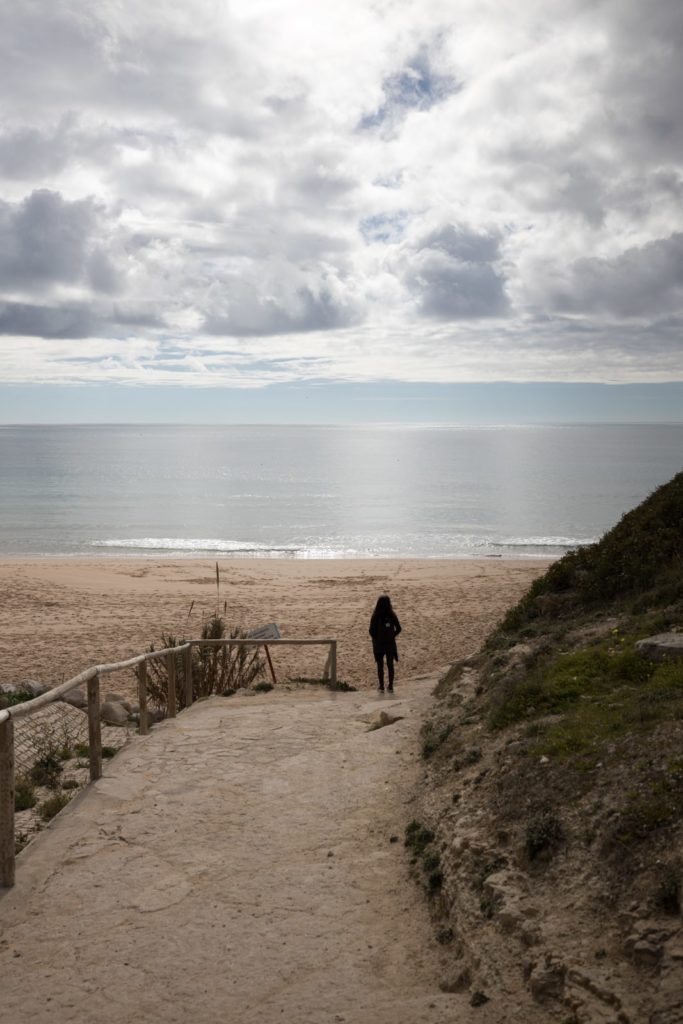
left=0, top=558, right=550, bottom=696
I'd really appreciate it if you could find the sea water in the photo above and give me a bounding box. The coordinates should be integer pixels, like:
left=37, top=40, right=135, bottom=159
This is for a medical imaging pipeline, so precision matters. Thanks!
left=0, top=423, right=680, bottom=558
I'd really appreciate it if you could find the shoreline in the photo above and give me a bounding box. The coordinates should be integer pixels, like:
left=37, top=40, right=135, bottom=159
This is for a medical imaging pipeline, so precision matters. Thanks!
left=0, top=557, right=551, bottom=695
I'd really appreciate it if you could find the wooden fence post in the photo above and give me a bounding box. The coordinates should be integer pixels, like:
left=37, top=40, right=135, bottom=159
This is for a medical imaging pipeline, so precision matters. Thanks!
left=329, top=641, right=337, bottom=688
left=87, top=672, right=102, bottom=782
left=166, top=653, right=177, bottom=718
left=0, top=718, right=15, bottom=888
left=184, top=646, right=193, bottom=708
left=138, top=659, right=149, bottom=735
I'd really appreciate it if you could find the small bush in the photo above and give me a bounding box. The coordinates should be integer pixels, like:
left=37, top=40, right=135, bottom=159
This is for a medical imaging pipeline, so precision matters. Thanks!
left=420, top=720, right=453, bottom=759
left=253, top=681, right=273, bottom=693
left=654, top=865, right=681, bottom=915
left=30, top=752, right=63, bottom=789
left=137, top=616, right=265, bottom=711
left=405, top=820, right=435, bottom=855
left=14, top=776, right=37, bottom=812
left=526, top=813, right=564, bottom=861
left=0, top=690, right=34, bottom=710
left=423, top=850, right=441, bottom=873
left=427, top=869, right=443, bottom=892
left=38, top=792, right=71, bottom=821
left=289, top=677, right=356, bottom=692
left=74, top=742, right=89, bottom=759
left=62, top=779, right=80, bottom=791
left=436, top=927, right=454, bottom=945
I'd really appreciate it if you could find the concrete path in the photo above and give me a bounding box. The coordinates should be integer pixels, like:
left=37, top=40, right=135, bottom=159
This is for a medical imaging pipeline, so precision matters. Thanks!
left=1, top=674, right=483, bottom=1024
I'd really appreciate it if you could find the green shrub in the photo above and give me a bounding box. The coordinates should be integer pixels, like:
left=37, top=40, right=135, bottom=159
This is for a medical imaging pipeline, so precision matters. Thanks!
left=423, top=850, right=441, bottom=873
left=14, top=775, right=37, bottom=812
left=526, top=813, right=564, bottom=860
left=38, top=792, right=71, bottom=821
left=405, top=820, right=435, bottom=855
left=30, top=752, right=63, bottom=789
left=253, top=681, right=273, bottom=693
left=654, top=865, right=681, bottom=915
left=420, top=720, right=453, bottom=759
left=137, top=617, right=265, bottom=710
left=0, top=690, right=34, bottom=710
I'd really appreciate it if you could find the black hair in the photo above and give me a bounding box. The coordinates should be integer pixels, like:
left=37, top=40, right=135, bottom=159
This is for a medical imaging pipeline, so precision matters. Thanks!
left=373, top=594, right=393, bottom=616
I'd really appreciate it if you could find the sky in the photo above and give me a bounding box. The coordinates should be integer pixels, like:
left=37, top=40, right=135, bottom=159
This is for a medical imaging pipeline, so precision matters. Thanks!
left=1, top=0, right=682, bottom=423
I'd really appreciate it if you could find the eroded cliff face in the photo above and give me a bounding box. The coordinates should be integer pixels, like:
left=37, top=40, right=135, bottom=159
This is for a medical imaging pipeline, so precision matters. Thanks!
left=414, top=657, right=682, bottom=1023
left=409, top=473, right=683, bottom=1024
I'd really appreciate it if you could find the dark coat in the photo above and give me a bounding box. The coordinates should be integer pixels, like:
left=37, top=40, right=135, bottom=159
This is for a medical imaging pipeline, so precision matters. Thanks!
left=369, top=610, right=401, bottom=661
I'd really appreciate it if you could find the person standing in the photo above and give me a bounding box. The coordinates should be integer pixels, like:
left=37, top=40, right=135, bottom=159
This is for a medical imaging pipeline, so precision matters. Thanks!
left=369, top=594, right=401, bottom=692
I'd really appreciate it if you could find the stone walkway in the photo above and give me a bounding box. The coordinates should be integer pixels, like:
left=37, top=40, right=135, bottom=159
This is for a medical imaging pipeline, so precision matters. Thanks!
left=0, top=674, right=489, bottom=1024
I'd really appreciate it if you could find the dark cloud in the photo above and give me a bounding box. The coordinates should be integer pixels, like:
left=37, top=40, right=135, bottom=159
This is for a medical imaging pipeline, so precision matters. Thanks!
left=602, top=0, right=683, bottom=164
left=0, top=119, right=73, bottom=180
left=0, top=190, right=119, bottom=292
left=0, top=300, right=162, bottom=338
left=550, top=233, right=683, bottom=319
left=403, top=225, right=508, bottom=319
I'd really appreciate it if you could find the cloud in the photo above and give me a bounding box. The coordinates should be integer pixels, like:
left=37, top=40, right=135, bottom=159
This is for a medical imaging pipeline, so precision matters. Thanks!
left=0, top=190, right=120, bottom=293
left=0, top=0, right=682, bottom=389
left=358, top=44, right=461, bottom=131
left=548, top=233, right=683, bottom=319
left=400, top=225, right=508, bottom=319
left=202, top=264, right=362, bottom=336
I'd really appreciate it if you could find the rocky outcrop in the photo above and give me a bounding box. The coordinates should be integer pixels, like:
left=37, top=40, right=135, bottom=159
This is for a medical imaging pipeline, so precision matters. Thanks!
left=635, top=633, right=683, bottom=662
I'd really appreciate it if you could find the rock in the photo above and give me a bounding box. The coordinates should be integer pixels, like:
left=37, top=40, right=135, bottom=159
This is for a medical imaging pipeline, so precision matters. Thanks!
left=100, top=701, right=129, bottom=726
left=62, top=688, right=87, bottom=709
left=529, top=956, right=566, bottom=1002
left=0, top=680, right=46, bottom=697
left=439, top=968, right=470, bottom=993
left=104, top=692, right=132, bottom=712
left=631, top=939, right=662, bottom=967
left=635, top=633, right=683, bottom=663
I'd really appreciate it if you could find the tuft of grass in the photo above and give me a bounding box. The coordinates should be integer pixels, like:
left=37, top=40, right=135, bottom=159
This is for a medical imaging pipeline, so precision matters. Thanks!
left=423, top=850, right=441, bottom=873
left=38, top=791, right=71, bottom=821
left=253, top=681, right=273, bottom=693
left=420, top=720, right=453, bottom=759
left=405, top=820, right=435, bottom=856
left=14, top=775, right=37, bottom=812
left=654, top=864, right=681, bottom=915
left=73, top=744, right=118, bottom=760
left=62, top=779, right=80, bottom=791
left=0, top=690, right=34, bottom=710
left=30, top=752, right=63, bottom=790
left=289, top=676, right=357, bottom=692
left=136, top=616, right=265, bottom=711
left=488, top=636, right=683, bottom=765
left=526, top=812, right=564, bottom=861
left=614, top=780, right=680, bottom=844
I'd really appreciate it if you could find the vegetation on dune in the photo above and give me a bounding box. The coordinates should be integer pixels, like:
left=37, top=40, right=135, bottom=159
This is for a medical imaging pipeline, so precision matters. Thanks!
left=137, top=614, right=265, bottom=711
left=485, top=472, right=683, bottom=751
left=496, top=469, right=683, bottom=637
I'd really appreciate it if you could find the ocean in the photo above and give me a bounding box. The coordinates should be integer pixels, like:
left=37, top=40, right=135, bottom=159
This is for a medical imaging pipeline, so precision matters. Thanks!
left=0, top=423, right=680, bottom=559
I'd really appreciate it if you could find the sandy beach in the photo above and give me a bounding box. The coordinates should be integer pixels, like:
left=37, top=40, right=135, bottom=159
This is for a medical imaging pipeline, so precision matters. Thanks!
left=0, top=558, right=549, bottom=696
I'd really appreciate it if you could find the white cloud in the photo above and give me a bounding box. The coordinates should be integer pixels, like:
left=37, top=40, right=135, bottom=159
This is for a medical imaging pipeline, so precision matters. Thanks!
left=0, top=0, right=682, bottom=386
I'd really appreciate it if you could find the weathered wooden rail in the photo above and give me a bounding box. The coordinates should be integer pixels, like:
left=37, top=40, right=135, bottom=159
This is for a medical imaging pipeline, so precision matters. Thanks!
left=0, top=636, right=337, bottom=889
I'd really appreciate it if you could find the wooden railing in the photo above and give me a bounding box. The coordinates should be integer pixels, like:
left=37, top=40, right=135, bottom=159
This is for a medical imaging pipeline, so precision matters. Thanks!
left=0, top=636, right=336, bottom=889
